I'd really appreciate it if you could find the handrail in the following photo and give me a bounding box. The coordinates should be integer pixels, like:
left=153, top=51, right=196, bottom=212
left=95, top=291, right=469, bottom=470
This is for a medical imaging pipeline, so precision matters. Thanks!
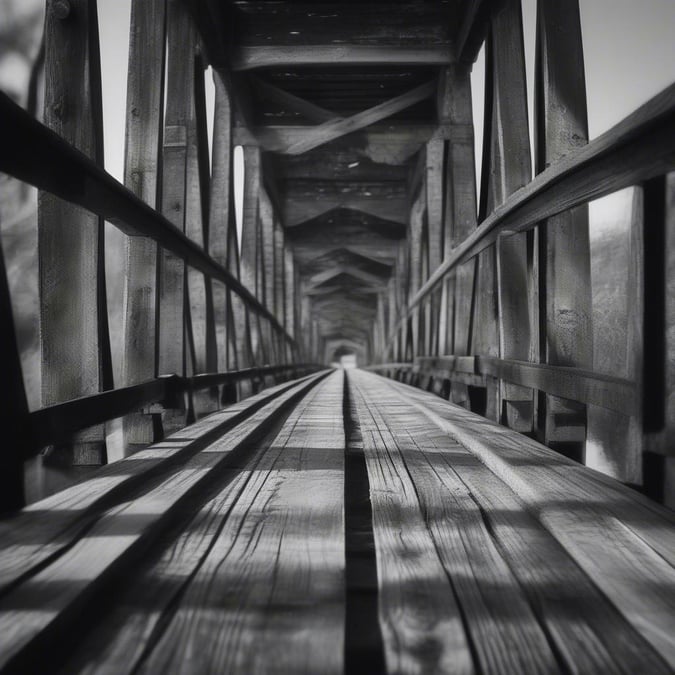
left=0, top=92, right=295, bottom=346
left=387, top=82, right=675, bottom=347
left=368, top=356, right=636, bottom=416
left=24, top=364, right=324, bottom=456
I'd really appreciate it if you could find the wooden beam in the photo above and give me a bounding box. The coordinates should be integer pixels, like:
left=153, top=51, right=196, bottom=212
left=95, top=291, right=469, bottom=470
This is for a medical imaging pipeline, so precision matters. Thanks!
left=535, top=0, right=592, bottom=458
left=122, top=0, right=166, bottom=452
left=249, top=76, right=338, bottom=124
left=489, top=0, right=534, bottom=432
left=232, top=45, right=454, bottom=71
left=403, top=82, right=675, bottom=311
left=0, top=90, right=295, bottom=343
left=39, top=0, right=108, bottom=464
left=279, top=80, right=437, bottom=156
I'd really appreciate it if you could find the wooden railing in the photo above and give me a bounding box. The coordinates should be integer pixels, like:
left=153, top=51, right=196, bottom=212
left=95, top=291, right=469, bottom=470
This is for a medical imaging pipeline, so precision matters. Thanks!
left=0, top=0, right=314, bottom=512
left=369, top=0, right=675, bottom=503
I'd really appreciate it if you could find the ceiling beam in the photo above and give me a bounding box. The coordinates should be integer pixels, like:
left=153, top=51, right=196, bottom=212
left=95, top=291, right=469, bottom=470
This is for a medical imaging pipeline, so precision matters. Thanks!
left=279, top=80, right=438, bottom=156
left=248, top=76, right=339, bottom=124
left=231, top=45, right=454, bottom=71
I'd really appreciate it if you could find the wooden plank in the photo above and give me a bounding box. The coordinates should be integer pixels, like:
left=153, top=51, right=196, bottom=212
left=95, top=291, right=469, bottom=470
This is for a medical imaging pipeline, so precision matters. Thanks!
left=0, top=373, right=328, bottom=671
left=0, top=372, right=325, bottom=595
left=279, top=80, right=437, bottom=156
left=386, top=377, right=675, bottom=668
left=39, top=0, right=107, bottom=464
left=441, top=434, right=671, bottom=674
left=138, top=372, right=345, bottom=673
left=350, top=371, right=562, bottom=674
left=232, top=45, right=454, bottom=71
left=348, top=373, right=474, bottom=674
left=232, top=2, right=455, bottom=49
left=0, top=93, right=293, bottom=345
left=121, top=0, right=166, bottom=452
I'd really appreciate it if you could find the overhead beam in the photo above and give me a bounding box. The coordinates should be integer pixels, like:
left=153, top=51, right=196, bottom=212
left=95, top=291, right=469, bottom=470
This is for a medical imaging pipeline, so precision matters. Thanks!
left=307, top=266, right=387, bottom=289
left=284, top=198, right=408, bottom=228
left=231, top=45, right=454, bottom=71
left=249, top=76, right=338, bottom=124
left=280, top=80, right=438, bottom=156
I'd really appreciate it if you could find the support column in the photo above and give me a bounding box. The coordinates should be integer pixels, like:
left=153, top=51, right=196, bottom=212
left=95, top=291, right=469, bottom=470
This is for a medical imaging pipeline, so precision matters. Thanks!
left=484, top=0, right=533, bottom=427
left=157, top=0, right=198, bottom=435
left=440, top=65, right=478, bottom=407
left=40, top=0, right=110, bottom=464
left=122, top=0, right=166, bottom=453
left=535, top=0, right=592, bottom=460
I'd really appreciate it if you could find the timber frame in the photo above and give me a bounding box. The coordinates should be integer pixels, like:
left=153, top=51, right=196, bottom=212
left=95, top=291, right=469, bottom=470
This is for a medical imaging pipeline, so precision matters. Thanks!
left=0, top=0, right=674, bottom=512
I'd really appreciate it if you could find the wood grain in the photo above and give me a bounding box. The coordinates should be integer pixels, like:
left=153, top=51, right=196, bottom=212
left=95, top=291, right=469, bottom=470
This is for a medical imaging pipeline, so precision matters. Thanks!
left=349, top=372, right=474, bottom=674
left=380, top=373, right=675, bottom=668
left=350, top=370, right=560, bottom=675
left=137, top=371, right=346, bottom=673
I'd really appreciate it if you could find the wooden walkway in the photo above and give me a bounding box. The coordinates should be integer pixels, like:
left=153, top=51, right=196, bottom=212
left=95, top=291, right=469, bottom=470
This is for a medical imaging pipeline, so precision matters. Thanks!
left=0, top=370, right=673, bottom=674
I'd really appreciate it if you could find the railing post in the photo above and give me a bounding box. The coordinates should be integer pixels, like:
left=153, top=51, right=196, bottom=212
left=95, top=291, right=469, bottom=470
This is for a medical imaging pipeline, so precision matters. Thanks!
left=485, top=0, right=534, bottom=430
left=158, top=0, right=198, bottom=434
left=439, top=64, right=477, bottom=408
left=122, top=0, right=166, bottom=453
left=209, top=69, right=239, bottom=403
left=535, top=0, right=592, bottom=460
left=40, top=0, right=109, bottom=465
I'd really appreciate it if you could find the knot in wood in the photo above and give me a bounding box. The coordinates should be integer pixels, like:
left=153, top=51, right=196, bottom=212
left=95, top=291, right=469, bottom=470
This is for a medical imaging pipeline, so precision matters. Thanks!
left=52, top=0, right=71, bottom=20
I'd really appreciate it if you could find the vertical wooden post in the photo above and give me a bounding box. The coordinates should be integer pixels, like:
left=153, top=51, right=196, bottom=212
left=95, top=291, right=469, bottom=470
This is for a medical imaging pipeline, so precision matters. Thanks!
left=209, top=70, right=234, bottom=373
left=408, top=191, right=425, bottom=357
left=122, top=0, right=166, bottom=453
left=187, top=51, right=218, bottom=415
left=485, top=1, right=533, bottom=428
left=158, top=0, right=197, bottom=434
left=240, top=145, right=262, bottom=357
left=40, top=0, right=109, bottom=465
left=535, top=0, right=592, bottom=460
left=426, top=138, right=445, bottom=356
left=440, top=65, right=477, bottom=407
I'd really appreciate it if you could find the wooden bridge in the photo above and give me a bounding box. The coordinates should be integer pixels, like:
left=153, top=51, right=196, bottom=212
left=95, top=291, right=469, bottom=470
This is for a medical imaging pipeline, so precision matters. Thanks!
left=0, top=0, right=674, bottom=672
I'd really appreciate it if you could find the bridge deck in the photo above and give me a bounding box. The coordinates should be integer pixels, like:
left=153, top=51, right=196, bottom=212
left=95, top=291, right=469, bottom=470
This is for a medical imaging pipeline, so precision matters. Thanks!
left=0, top=370, right=673, bottom=674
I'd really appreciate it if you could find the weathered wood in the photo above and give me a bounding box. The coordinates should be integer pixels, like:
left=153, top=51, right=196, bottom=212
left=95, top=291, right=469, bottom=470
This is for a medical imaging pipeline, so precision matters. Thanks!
left=249, top=75, right=337, bottom=123
left=402, top=82, right=675, bottom=314
left=140, top=372, right=345, bottom=673
left=350, top=370, right=563, bottom=674
left=39, top=0, right=108, bottom=464
left=445, top=65, right=477, bottom=408
left=232, top=45, right=454, bottom=71
left=535, top=0, right=592, bottom=455
left=279, top=81, right=437, bottom=156
left=0, top=372, right=328, bottom=672
left=208, top=70, right=235, bottom=376
left=488, top=1, right=534, bottom=431
left=389, top=377, right=675, bottom=669
left=425, top=139, right=444, bottom=355
left=348, top=373, right=474, bottom=674
left=0, top=93, right=293, bottom=343
left=122, top=0, right=166, bottom=452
